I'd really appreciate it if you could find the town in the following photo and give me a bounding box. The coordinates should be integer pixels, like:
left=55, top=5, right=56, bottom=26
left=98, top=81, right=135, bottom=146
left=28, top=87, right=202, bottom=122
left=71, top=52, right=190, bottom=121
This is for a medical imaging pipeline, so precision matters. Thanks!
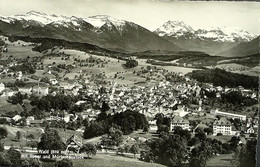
left=0, top=34, right=258, bottom=167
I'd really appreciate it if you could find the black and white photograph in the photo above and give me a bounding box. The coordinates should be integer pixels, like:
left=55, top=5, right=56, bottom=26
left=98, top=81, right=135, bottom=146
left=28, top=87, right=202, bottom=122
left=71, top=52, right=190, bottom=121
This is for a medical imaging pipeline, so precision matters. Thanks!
left=0, top=0, right=259, bottom=167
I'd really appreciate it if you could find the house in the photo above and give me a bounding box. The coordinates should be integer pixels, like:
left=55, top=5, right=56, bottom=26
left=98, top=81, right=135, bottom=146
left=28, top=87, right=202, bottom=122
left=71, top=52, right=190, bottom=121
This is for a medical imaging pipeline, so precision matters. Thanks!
left=50, top=79, right=58, bottom=85
left=28, top=119, right=44, bottom=126
left=3, top=47, right=8, bottom=52
left=26, top=116, right=34, bottom=125
left=171, top=115, right=190, bottom=131
left=12, top=115, right=22, bottom=122
left=65, top=134, right=83, bottom=153
left=245, top=126, right=258, bottom=134
left=31, top=87, right=49, bottom=96
left=213, top=117, right=235, bottom=136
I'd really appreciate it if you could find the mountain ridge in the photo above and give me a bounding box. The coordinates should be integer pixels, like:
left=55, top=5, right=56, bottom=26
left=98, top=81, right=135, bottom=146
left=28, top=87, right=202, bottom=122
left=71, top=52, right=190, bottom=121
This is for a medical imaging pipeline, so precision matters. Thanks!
left=155, top=20, right=256, bottom=43
left=0, top=11, right=182, bottom=53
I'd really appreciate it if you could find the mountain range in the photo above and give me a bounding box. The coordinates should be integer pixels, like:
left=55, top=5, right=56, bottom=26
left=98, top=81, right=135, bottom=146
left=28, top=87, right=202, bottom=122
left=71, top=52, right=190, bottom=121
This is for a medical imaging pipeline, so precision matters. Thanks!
left=0, top=11, right=180, bottom=53
left=0, top=11, right=259, bottom=56
left=155, top=20, right=255, bottom=42
left=154, top=20, right=258, bottom=55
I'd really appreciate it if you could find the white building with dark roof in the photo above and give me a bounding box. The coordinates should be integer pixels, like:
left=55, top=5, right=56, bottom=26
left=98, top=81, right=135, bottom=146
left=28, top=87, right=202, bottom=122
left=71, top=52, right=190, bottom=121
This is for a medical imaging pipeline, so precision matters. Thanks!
left=171, top=115, right=190, bottom=131
left=213, top=117, right=233, bottom=136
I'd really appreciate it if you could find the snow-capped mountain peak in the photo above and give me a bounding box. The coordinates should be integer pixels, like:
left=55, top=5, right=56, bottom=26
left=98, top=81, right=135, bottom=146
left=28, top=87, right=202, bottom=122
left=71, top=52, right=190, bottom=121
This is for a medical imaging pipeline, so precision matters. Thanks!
left=155, top=20, right=194, bottom=38
left=0, top=11, right=69, bottom=25
left=84, top=15, right=126, bottom=29
left=195, top=26, right=256, bottom=42
left=25, top=11, right=47, bottom=16
left=155, top=21, right=256, bottom=42
left=83, top=15, right=129, bottom=33
left=0, top=11, right=135, bottom=33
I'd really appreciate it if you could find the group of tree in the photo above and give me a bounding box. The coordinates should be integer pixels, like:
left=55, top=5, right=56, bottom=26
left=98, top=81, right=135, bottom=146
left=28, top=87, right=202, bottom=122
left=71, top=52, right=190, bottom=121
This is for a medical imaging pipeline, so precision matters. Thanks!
left=79, top=143, right=97, bottom=158
left=117, top=143, right=140, bottom=158
left=84, top=109, right=149, bottom=139
left=221, top=91, right=258, bottom=106
left=0, top=145, right=41, bottom=167
left=7, top=92, right=28, bottom=105
left=37, top=127, right=66, bottom=158
left=141, top=133, right=188, bottom=167
left=140, top=125, right=250, bottom=167
left=9, top=62, right=36, bottom=74
left=154, top=113, right=171, bottom=134
left=30, top=94, right=76, bottom=111
left=101, top=127, right=124, bottom=148
left=123, top=59, right=138, bottom=68
left=186, top=68, right=259, bottom=90
left=232, top=139, right=256, bottom=167
left=189, top=141, right=214, bottom=167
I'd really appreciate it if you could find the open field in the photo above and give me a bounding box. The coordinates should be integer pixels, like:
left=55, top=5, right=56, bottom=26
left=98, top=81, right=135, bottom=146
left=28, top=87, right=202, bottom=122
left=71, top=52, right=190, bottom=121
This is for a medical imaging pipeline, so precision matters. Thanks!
left=207, top=154, right=233, bottom=167
left=208, top=135, right=233, bottom=143
left=1, top=44, right=42, bottom=59
left=0, top=125, right=83, bottom=147
left=42, top=154, right=166, bottom=167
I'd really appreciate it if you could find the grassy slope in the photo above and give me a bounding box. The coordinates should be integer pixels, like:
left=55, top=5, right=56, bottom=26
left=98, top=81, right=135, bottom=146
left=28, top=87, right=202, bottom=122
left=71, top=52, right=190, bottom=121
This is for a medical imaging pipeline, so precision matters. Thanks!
left=207, top=154, right=233, bottom=167
left=42, top=154, right=166, bottom=167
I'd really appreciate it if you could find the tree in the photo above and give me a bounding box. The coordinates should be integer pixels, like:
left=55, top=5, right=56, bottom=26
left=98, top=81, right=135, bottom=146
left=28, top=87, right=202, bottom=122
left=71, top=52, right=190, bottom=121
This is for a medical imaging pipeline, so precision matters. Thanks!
left=143, top=125, right=149, bottom=133
left=195, top=130, right=206, bottom=141
left=80, top=143, right=97, bottom=158
left=154, top=113, right=171, bottom=133
left=130, top=143, right=139, bottom=158
left=204, top=127, right=213, bottom=135
left=0, top=142, right=4, bottom=152
left=15, top=131, right=22, bottom=141
left=27, top=134, right=35, bottom=140
left=232, top=139, right=256, bottom=167
left=55, top=159, right=73, bottom=167
left=100, top=101, right=110, bottom=113
left=37, top=128, right=66, bottom=158
left=0, top=127, right=8, bottom=139
left=230, top=136, right=240, bottom=151
left=124, top=145, right=131, bottom=153
left=144, top=134, right=188, bottom=167
left=108, top=128, right=123, bottom=146
left=6, top=147, right=22, bottom=167
left=124, top=59, right=138, bottom=68
left=0, top=152, right=12, bottom=167
left=83, top=121, right=107, bottom=139
left=27, top=141, right=38, bottom=150
left=22, top=158, right=41, bottom=167
left=189, top=142, right=214, bottom=167
left=117, top=146, right=125, bottom=155
left=82, top=117, right=90, bottom=127
left=157, top=124, right=170, bottom=134
left=173, top=126, right=191, bottom=140
left=7, top=92, right=27, bottom=105
left=121, top=116, right=136, bottom=135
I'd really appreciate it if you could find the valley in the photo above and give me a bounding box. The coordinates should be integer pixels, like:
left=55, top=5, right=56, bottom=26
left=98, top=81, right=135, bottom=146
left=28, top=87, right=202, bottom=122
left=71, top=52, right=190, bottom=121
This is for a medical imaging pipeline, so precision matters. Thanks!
left=0, top=9, right=259, bottom=167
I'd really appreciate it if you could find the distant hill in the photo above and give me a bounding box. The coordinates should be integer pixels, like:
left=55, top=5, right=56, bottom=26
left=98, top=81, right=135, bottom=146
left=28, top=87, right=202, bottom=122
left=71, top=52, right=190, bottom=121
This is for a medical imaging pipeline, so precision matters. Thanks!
left=219, top=36, right=260, bottom=57
left=164, top=37, right=238, bottom=55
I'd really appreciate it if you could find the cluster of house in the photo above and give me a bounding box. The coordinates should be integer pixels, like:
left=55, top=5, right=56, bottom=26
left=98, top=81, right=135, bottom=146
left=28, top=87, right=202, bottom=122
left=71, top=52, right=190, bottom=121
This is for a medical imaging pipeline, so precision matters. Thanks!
left=0, top=73, right=257, bottom=138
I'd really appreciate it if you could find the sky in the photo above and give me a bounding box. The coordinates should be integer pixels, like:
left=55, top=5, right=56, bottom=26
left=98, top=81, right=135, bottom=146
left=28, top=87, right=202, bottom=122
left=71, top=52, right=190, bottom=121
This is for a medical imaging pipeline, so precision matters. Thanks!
left=0, top=0, right=260, bottom=34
